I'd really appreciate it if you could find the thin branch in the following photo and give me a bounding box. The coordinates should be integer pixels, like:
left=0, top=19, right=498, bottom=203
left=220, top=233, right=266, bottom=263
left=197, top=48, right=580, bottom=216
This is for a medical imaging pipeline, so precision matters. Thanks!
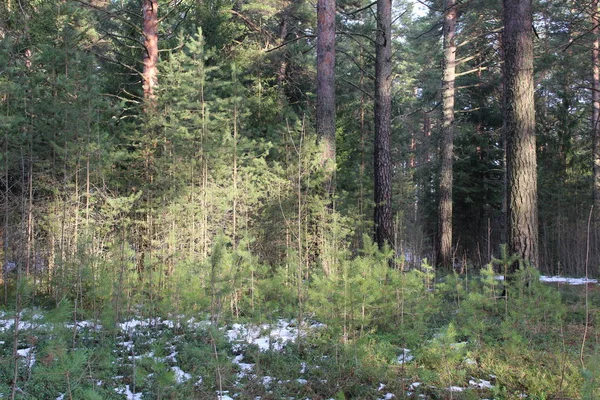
left=341, top=78, right=374, bottom=100
left=338, top=49, right=375, bottom=80
left=265, top=34, right=315, bottom=53
left=564, top=23, right=600, bottom=52
left=230, top=9, right=276, bottom=42
left=338, top=1, right=376, bottom=17
left=73, top=0, right=144, bottom=37
left=455, top=66, right=488, bottom=77
left=337, top=30, right=377, bottom=45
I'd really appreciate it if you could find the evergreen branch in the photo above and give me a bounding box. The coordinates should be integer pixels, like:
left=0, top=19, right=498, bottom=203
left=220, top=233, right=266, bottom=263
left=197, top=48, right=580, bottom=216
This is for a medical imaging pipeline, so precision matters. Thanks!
left=72, top=0, right=144, bottom=37
left=93, top=52, right=143, bottom=78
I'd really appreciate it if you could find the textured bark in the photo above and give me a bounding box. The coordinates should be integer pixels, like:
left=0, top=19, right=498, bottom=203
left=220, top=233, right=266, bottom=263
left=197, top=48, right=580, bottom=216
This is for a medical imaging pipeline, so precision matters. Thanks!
left=503, top=0, right=538, bottom=269
left=437, top=0, right=457, bottom=269
left=317, top=0, right=336, bottom=196
left=142, top=0, right=158, bottom=105
left=374, top=0, right=393, bottom=249
left=277, top=11, right=289, bottom=86
left=592, top=0, right=600, bottom=222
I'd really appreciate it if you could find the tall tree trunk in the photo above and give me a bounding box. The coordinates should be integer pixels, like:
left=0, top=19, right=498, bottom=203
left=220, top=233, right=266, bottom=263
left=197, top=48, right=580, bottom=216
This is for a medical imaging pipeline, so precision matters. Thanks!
left=503, top=0, right=538, bottom=269
left=317, top=0, right=336, bottom=196
left=277, top=11, right=289, bottom=87
left=592, top=0, right=600, bottom=222
left=142, top=0, right=158, bottom=106
left=374, top=0, right=393, bottom=250
left=437, top=0, right=457, bottom=269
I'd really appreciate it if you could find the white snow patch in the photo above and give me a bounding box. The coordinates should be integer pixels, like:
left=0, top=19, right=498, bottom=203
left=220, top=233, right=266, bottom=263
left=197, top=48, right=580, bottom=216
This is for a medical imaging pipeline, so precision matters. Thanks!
left=56, top=394, right=65, bottom=400
left=17, top=347, right=36, bottom=368
left=469, top=378, right=493, bottom=389
left=171, top=366, right=191, bottom=384
left=262, top=376, right=273, bottom=387
left=448, top=386, right=464, bottom=392
left=409, top=382, right=421, bottom=390
left=495, top=275, right=598, bottom=285
left=377, top=394, right=395, bottom=400
left=226, top=320, right=322, bottom=352
left=378, top=383, right=386, bottom=391
left=297, top=378, right=308, bottom=384
left=115, top=384, right=142, bottom=399
left=540, top=276, right=597, bottom=285
left=396, top=348, right=413, bottom=364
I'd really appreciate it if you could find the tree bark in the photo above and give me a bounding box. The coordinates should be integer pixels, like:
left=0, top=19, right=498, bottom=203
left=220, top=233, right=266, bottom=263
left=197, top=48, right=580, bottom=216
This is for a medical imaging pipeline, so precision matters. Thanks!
left=592, top=0, right=600, bottom=222
left=142, top=0, right=158, bottom=106
left=503, top=0, right=538, bottom=269
left=317, top=0, right=336, bottom=196
left=374, top=0, right=393, bottom=250
left=437, top=0, right=457, bottom=269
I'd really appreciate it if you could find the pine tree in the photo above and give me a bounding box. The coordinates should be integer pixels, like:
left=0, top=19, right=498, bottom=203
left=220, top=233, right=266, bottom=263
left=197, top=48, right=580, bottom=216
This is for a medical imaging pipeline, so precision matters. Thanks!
left=503, top=0, right=538, bottom=269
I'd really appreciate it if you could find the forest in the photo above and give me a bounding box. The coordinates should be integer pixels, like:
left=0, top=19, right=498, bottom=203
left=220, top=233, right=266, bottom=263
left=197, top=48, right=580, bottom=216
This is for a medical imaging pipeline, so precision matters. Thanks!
left=0, top=0, right=600, bottom=398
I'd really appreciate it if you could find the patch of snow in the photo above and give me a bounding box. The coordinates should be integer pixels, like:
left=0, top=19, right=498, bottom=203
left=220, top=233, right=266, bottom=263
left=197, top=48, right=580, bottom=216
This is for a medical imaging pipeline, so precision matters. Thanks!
left=377, top=394, right=395, bottom=400
left=409, top=382, right=421, bottom=390
left=17, top=347, right=36, bottom=368
left=262, top=376, right=273, bottom=387
left=297, top=378, right=308, bottom=384
left=232, top=355, right=254, bottom=379
left=540, top=276, right=598, bottom=285
left=300, top=362, right=307, bottom=374
left=378, top=383, right=386, bottom=391
left=469, top=378, right=493, bottom=389
left=56, top=394, right=65, bottom=400
left=225, top=319, right=324, bottom=353
left=171, top=366, right=191, bottom=384
left=396, top=348, right=413, bottom=364
left=115, top=384, right=142, bottom=399
left=217, top=391, right=234, bottom=400
left=495, top=275, right=598, bottom=285
left=448, top=386, right=464, bottom=392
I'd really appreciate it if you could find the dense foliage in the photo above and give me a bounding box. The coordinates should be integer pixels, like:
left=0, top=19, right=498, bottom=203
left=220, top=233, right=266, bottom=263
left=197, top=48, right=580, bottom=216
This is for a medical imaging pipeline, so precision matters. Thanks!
left=1, top=0, right=599, bottom=398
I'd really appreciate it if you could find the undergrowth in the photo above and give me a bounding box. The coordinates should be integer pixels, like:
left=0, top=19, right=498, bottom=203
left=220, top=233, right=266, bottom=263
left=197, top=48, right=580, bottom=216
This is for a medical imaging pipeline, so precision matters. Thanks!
left=0, top=244, right=598, bottom=399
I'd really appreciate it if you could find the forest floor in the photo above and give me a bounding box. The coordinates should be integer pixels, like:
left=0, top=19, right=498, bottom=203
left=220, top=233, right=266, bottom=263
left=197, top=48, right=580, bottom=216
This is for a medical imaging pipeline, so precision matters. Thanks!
left=0, top=274, right=598, bottom=399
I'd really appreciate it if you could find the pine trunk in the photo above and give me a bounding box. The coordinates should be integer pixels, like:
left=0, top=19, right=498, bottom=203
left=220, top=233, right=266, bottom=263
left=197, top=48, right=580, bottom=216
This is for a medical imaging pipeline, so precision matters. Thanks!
left=317, top=0, right=336, bottom=196
left=142, top=0, right=158, bottom=105
left=374, top=0, right=393, bottom=250
left=503, top=0, right=538, bottom=269
left=438, top=0, right=457, bottom=269
left=592, top=0, right=600, bottom=222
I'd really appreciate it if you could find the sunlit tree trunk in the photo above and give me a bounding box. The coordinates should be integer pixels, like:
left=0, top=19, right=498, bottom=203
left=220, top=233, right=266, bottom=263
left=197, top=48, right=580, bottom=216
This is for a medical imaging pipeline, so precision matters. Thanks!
left=503, top=0, right=538, bottom=269
left=374, top=0, right=393, bottom=250
left=438, top=0, right=457, bottom=269
left=317, top=0, right=336, bottom=196
left=142, top=0, right=158, bottom=106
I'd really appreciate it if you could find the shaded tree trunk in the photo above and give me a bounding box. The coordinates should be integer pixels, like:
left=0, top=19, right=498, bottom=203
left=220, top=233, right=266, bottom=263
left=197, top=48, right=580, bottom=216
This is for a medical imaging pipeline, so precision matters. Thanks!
left=317, top=0, right=336, bottom=196
left=592, top=0, right=600, bottom=222
left=503, top=0, right=538, bottom=269
left=437, top=0, right=457, bottom=269
left=374, top=0, right=393, bottom=250
left=142, top=0, right=158, bottom=105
